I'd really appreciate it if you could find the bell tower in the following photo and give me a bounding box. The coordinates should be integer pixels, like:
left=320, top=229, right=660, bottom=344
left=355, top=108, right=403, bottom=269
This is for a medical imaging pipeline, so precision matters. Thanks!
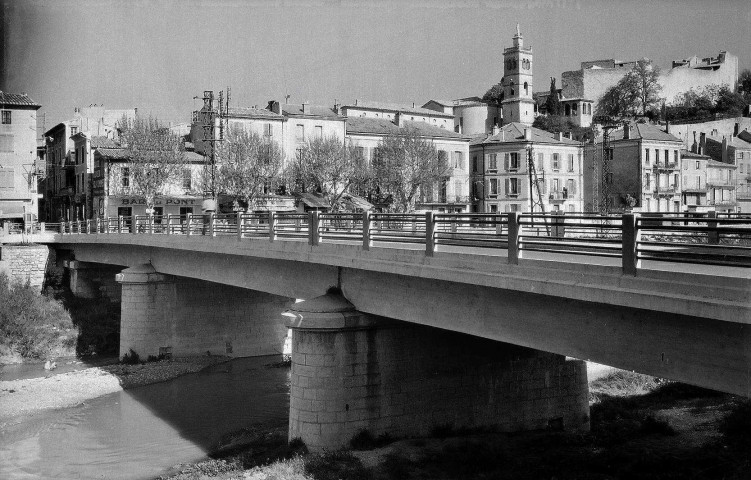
left=501, top=24, right=535, bottom=125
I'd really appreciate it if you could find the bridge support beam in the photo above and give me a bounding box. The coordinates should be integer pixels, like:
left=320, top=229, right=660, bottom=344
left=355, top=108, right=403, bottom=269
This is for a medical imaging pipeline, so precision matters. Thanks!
left=63, top=260, right=122, bottom=300
left=116, top=264, right=292, bottom=360
left=285, top=293, right=589, bottom=451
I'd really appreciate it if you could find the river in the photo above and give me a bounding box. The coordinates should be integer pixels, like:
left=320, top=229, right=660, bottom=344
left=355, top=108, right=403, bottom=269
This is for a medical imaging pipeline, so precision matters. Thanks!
left=0, top=356, right=290, bottom=480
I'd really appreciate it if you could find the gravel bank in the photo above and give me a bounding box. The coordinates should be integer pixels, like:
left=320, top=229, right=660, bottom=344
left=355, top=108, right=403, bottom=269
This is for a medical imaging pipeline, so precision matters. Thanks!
left=0, top=356, right=227, bottom=423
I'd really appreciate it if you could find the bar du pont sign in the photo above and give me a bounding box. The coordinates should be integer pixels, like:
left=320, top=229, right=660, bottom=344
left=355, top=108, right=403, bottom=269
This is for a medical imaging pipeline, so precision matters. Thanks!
left=118, top=196, right=205, bottom=206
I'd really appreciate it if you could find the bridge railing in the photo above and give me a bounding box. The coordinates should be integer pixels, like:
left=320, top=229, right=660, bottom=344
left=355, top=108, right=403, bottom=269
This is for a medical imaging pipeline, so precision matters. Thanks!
left=49, top=210, right=751, bottom=274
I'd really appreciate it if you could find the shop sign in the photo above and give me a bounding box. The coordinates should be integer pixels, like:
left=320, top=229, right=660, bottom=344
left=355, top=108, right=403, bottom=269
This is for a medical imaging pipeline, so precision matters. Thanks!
left=117, top=196, right=206, bottom=206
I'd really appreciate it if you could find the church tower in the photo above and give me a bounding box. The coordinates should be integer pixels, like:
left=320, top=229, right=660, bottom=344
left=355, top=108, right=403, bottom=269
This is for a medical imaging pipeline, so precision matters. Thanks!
left=501, top=24, right=535, bottom=125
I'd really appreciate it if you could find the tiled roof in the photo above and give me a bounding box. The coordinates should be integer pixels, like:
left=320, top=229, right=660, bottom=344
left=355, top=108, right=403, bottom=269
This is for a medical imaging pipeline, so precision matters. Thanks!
left=345, top=117, right=469, bottom=140
left=90, top=136, right=118, bottom=148
left=228, top=106, right=283, bottom=120
left=0, top=91, right=41, bottom=108
left=342, top=100, right=453, bottom=118
left=707, top=159, right=735, bottom=168
left=596, top=123, right=681, bottom=143
left=280, top=103, right=342, bottom=119
left=95, top=148, right=204, bottom=162
left=681, top=151, right=711, bottom=160
left=476, top=123, right=580, bottom=146
left=706, top=134, right=751, bottom=148
left=737, top=130, right=751, bottom=144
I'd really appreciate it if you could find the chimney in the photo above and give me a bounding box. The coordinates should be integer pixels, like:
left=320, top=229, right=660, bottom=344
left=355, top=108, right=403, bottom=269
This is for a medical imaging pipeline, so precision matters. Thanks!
left=722, top=136, right=728, bottom=164
left=492, top=124, right=500, bottom=136
left=395, top=111, right=405, bottom=128
left=734, top=123, right=740, bottom=137
left=564, top=132, right=572, bottom=140
left=267, top=101, right=281, bottom=114
left=699, top=132, right=706, bottom=155
left=623, top=122, right=631, bottom=140
left=691, top=131, right=697, bottom=153
left=556, top=132, right=563, bottom=141
left=355, top=99, right=359, bottom=106
left=524, top=128, right=532, bottom=141
left=333, top=99, right=340, bottom=114
left=302, top=102, right=310, bottom=114
left=412, top=102, right=415, bottom=108
left=665, top=119, right=670, bottom=134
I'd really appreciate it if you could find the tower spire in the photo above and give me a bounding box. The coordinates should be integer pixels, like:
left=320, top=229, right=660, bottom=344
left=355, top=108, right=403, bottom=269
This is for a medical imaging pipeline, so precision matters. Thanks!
left=516, top=23, right=520, bottom=37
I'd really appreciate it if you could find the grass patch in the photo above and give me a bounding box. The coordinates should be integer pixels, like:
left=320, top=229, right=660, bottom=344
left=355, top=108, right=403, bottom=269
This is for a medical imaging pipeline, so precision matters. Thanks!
left=350, top=429, right=395, bottom=450
left=120, top=349, right=140, bottom=365
left=589, top=370, right=663, bottom=402
left=304, top=450, right=372, bottom=480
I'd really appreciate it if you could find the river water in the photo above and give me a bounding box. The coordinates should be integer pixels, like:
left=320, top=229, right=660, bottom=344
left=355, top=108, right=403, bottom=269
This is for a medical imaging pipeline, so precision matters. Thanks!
left=0, top=356, right=290, bottom=480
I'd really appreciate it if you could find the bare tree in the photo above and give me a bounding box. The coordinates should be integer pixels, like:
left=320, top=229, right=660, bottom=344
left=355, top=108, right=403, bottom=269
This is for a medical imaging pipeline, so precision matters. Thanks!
left=291, top=135, right=366, bottom=211
left=213, top=126, right=284, bottom=211
left=372, top=128, right=449, bottom=213
left=116, top=115, right=186, bottom=212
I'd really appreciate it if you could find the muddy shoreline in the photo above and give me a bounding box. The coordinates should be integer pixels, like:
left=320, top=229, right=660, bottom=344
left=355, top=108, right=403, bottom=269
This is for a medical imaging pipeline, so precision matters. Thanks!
left=0, top=356, right=229, bottom=424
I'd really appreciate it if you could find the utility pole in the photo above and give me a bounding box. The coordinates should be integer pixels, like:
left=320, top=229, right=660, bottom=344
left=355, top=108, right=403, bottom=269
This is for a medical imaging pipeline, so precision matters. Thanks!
left=193, top=88, right=230, bottom=204
left=600, top=125, right=616, bottom=214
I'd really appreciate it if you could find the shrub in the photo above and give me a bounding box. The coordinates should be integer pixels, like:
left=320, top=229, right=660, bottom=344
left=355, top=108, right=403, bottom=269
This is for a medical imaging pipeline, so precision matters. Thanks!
left=0, top=272, right=76, bottom=359
left=121, top=348, right=140, bottom=364
left=304, top=450, right=372, bottom=480
left=720, top=400, right=751, bottom=452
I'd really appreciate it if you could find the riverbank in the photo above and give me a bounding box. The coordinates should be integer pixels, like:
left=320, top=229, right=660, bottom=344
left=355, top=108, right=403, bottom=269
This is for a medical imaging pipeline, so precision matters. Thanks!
left=160, top=370, right=751, bottom=480
left=0, top=356, right=228, bottom=424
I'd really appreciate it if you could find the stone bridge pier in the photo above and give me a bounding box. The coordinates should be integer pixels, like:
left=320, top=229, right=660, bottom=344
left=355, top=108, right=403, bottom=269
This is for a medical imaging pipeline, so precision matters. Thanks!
left=63, top=260, right=123, bottom=300
left=116, top=264, right=293, bottom=359
left=285, top=293, right=590, bottom=451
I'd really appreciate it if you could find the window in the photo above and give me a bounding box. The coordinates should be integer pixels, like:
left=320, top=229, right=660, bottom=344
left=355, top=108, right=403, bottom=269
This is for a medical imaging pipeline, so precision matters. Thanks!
left=644, top=173, right=651, bottom=190
left=489, top=204, right=498, bottom=213
left=674, top=150, right=679, bottom=164
left=117, top=207, right=132, bottom=218
left=454, top=180, right=462, bottom=199
left=552, top=153, right=560, bottom=170
left=655, top=149, right=659, bottom=164
left=70, top=126, right=78, bottom=135
left=567, top=154, right=574, bottom=172
left=472, top=155, right=478, bottom=172
left=696, top=161, right=700, bottom=170
left=0, top=134, right=13, bottom=152
left=537, top=153, right=544, bottom=170
left=264, top=124, right=273, bottom=136
left=567, top=179, right=576, bottom=196
left=645, top=149, right=650, bottom=165
left=489, top=178, right=498, bottom=196
left=665, top=150, right=669, bottom=165
left=182, top=169, right=192, bottom=190
left=506, top=177, right=519, bottom=196
left=524, top=82, right=528, bottom=95
left=315, top=125, right=323, bottom=138
left=0, top=168, right=14, bottom=189
left=505, top=152, right=520, bottom=171
left=488, top=153, right=498, bottom=171
left=121, top=167, right=130, bottom=188
left=296, top=124, right=305, bottom=142
left=741, top=164, right=745, bottom=174
left=452, top=151, right=464, bottom=169
left=1, top=111, right=10, bottom=124
left=438, top=150, right=448, bottom=168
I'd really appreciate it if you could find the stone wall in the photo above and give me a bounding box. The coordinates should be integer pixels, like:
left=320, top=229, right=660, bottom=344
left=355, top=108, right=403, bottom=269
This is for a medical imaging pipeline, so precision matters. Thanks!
left=667, top=117, right=751, bottom=150
left=289, top=319, right=589, bottom=450
left=119, top=269, right=292, bottom=358
left=0, top=244, right=50, bottom=291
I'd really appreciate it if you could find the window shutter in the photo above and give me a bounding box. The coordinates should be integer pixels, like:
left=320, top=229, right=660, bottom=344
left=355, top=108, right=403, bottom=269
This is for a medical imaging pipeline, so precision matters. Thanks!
left=504, top=153, right=510, bottom=171
left=571, top=180, right=576, bottom=195
left=504, top=178, right=509, bottom=196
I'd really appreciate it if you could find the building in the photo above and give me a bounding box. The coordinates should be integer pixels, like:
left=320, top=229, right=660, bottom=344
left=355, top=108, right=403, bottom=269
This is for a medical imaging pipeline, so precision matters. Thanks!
left=270, top=101, right=346, bottom=163
left=561, top=51, right=738, bottom=113
left=470, top=123, right=584, bottom=213
left=0, top=91, right=41, bottom=224
left=533, top=90, right=595, bottom=128
left=43, top=105, right=137, bottom=221
left=92, top=145, right=209, bottom=219
left=501, top=25, right=535, bottom=126
left=339, top=100, right=454, bottom=131
left=422, top=97, right=502, bottom=135
left=735, top=131, right=751, bottom=212
left=705, top=158, right=737, bottom=213
left=345, top=114, right=471, bottom=212
left=703, top=132, right=749, bottom=212
left=680, top=151, right=711, bottom=212
left=583, top=123, right=684, bottom=213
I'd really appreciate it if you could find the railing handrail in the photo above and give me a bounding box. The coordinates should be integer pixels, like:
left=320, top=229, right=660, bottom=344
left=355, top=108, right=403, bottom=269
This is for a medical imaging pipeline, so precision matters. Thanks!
left=36, top=211, right=751, bottom=275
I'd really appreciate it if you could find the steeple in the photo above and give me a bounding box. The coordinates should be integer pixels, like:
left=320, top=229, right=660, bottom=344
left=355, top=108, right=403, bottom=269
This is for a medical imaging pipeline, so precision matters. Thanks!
left=513, top=23, right=523, bottom=48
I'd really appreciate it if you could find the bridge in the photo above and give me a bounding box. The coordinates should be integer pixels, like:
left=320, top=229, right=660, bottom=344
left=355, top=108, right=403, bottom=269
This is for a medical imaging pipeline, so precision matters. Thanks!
left=8, top=211, right=751, bottom=450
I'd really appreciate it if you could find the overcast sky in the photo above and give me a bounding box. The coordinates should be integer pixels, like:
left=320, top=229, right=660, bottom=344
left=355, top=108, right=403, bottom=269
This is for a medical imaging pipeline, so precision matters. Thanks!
left=3, top=0, right=750, bottom=135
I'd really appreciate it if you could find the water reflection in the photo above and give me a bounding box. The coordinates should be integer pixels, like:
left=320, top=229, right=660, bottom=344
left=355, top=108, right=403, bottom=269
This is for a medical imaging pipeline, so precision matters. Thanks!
left=0, top=356, right=290, bottom=480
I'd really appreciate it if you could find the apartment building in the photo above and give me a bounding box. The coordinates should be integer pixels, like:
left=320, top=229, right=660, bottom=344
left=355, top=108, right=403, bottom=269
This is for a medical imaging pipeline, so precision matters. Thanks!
left=470, top=123, right=583, bottom=213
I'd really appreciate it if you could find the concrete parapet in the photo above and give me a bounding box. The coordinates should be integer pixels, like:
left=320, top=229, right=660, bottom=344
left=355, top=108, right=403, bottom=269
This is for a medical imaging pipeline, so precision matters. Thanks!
left=286, top=294, right=589, bottom=451
left=116, top=264, right=293, bottom=359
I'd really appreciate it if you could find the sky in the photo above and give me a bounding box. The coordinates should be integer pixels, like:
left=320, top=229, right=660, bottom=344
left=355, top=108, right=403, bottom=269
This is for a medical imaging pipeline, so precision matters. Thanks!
left=2, top=0, right=750, bottom=137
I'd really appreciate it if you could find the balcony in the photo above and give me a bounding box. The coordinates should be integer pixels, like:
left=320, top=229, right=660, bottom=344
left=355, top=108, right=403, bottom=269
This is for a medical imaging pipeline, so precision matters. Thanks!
left=653, top=163, right=679, bottom=171
left=548, top=191, right=568, bottom=204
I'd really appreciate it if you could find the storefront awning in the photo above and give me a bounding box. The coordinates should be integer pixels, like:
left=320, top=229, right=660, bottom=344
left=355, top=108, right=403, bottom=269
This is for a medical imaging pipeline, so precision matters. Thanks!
left=0, top=202, right=29, bottom=219
left=296, top=193, right=330, bottom=209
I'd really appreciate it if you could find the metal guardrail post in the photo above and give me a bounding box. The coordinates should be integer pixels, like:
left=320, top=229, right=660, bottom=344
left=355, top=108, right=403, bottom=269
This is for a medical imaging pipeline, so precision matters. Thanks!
left=186, top=213, right=193, bottom=237
left=268, top=211, right=276, bottom=242
left=131, top=217, right=137, bottom=234
left=118, top=216, right=123, bottom=234
left=507, top=212, right=521, bottom=264
left=309, top=211, right=320, bottom=246
left=425, top=211, right=436, bottom=256
left=209, top=213, right=215, bottom=237
left=40, top=222, right=46, bottom=233
left=95, top=218, right=100, bottom=234
left=362, top=211, right=372, bottom=250
left=622, top=213, right=640, bottom=275
left=707, top=210, right=719, bottom=245
left=236, top=212, right=243, bottom=240
left=166, top=215, right=172, bottom=235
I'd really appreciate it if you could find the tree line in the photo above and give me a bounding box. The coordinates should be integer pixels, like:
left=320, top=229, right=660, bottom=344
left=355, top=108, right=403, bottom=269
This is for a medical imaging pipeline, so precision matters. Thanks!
left=113, top=116, right=452, bottom=214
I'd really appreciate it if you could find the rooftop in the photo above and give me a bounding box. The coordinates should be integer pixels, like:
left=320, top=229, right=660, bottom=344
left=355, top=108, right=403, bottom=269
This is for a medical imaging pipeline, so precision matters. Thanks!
left=598, top=123, right=682, bottom=143
left=227, top=106, right=283, bottom=120
left=682, top=151, right=711, bottom=160
left=346, top=116, right=469, bottom=140
left=279, top=103, right=342, bottom=119
left=472, top=123, right=580, bottom=146
left=342, top=100, right=454, bottom=118
left=0, top=91, right=41, bottom=109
